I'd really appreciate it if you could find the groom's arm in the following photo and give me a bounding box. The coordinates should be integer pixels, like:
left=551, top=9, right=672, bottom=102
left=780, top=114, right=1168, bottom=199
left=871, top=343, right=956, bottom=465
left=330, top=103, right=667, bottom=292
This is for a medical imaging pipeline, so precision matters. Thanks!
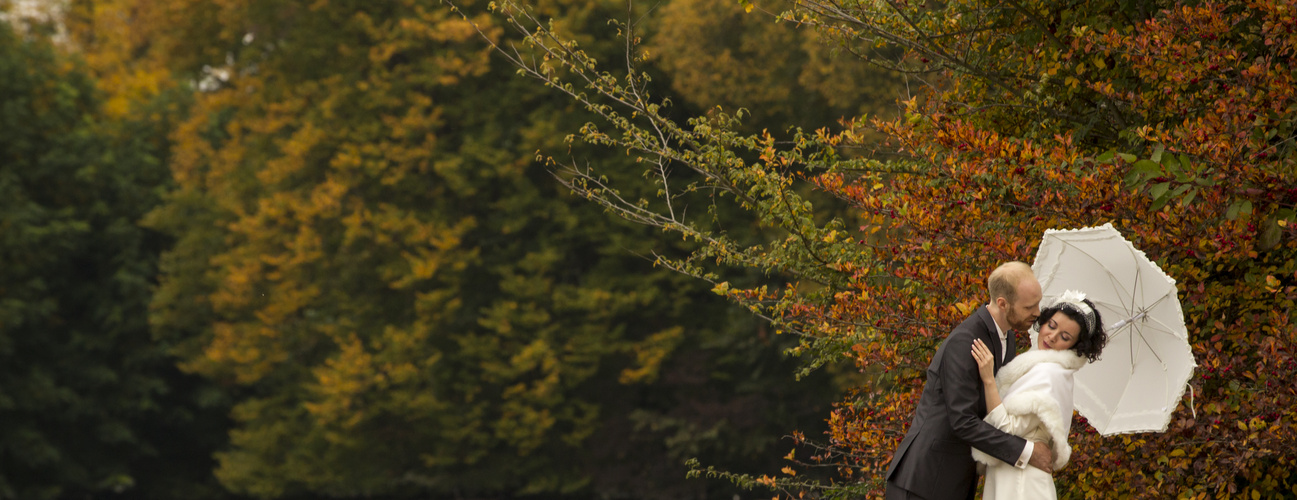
left=939, top=329, right=1033, bottom=466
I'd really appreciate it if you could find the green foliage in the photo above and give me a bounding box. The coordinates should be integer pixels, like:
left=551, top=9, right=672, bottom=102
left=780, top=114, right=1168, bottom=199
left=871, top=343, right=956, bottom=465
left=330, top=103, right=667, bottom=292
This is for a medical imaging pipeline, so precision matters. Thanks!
left=0, top=22, right=226, bottom=499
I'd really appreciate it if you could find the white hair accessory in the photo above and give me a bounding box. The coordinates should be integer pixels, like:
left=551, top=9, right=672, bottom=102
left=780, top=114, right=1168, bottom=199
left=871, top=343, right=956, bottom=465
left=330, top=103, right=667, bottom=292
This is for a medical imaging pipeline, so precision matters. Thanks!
left=1053, top=289, right=1096, bottom=336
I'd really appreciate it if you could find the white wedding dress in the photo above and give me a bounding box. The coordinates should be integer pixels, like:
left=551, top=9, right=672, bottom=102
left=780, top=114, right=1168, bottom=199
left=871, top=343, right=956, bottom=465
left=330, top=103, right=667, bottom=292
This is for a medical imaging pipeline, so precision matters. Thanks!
left=972, top=348, right=1086, bottom=500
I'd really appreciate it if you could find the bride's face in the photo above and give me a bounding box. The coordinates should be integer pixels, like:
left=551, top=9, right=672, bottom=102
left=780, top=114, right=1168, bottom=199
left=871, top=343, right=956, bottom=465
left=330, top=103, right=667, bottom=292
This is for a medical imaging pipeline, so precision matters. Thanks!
left=1038, top=312, right=1081, bottom=351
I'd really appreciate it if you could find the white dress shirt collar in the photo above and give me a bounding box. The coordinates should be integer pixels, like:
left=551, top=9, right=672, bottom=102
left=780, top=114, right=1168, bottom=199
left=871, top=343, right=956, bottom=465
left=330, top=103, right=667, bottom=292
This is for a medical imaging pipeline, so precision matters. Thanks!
left=989, top=303, right=1008, bottom=359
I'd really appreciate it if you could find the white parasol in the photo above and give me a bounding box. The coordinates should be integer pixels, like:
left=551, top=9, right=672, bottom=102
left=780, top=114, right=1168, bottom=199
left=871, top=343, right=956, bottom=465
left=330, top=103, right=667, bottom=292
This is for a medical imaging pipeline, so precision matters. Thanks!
left=1030, top=223, right=1196, bottom=435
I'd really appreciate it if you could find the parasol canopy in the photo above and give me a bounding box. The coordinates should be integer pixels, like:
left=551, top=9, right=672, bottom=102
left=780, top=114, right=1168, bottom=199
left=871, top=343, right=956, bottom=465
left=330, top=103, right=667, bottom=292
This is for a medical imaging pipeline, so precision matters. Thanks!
left=1030, top=223, right=1196, bottom=436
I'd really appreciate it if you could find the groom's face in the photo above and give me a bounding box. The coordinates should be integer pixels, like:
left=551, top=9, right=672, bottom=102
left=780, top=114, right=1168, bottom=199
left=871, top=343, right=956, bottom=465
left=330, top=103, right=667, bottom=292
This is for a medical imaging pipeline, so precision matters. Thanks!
left=1004, top=279, right=1043, bottom=331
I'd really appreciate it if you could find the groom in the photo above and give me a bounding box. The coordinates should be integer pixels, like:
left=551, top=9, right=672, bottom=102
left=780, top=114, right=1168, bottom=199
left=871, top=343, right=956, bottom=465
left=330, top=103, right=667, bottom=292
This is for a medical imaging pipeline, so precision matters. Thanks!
left=884, top=261, right=1054, bottom=499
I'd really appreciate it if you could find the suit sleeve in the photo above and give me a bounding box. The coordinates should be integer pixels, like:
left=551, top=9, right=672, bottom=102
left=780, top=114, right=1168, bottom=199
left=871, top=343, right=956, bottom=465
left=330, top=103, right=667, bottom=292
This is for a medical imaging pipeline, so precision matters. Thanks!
left=939, top=329, right=1028, bottom=465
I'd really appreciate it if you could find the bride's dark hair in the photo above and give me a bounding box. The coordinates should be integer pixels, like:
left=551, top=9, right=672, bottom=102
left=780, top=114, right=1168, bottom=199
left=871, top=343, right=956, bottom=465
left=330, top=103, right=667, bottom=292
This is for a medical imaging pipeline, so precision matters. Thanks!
left=1034, top=298, right=1108, bottom=362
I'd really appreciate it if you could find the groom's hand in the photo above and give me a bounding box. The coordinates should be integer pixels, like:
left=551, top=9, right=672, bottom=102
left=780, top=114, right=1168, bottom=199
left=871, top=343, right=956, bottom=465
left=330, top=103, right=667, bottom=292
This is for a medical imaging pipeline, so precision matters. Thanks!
left=1028, top=442, right=1054, bottom=473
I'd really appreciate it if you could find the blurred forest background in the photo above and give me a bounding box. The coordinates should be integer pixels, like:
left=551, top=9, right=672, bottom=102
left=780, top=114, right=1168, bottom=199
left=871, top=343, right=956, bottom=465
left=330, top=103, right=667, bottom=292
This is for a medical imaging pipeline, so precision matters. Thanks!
left=0, top=0, right=899, bottom=498
left=7, top=0, right=1297, bottom=498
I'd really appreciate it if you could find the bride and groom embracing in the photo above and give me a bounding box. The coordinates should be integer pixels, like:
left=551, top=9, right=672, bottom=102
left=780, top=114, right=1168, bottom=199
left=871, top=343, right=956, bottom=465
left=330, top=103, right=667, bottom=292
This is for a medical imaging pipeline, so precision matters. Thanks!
left=884, top=261, right=1109, bottom=500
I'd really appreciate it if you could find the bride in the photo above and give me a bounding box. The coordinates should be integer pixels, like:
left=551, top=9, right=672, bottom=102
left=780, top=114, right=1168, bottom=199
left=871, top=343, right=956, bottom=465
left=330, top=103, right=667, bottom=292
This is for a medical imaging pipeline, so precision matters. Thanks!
left=969, top=290, right=1108, bottom=499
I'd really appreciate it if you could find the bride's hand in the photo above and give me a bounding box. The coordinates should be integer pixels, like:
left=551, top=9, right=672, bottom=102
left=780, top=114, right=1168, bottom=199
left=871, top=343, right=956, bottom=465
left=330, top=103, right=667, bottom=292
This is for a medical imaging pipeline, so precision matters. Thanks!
left=971, top=339, right=995, bottom=384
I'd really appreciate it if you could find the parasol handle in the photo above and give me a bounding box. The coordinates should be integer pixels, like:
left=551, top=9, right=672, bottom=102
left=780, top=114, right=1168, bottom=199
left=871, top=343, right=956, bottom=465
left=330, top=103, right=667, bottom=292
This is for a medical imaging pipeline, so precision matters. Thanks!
left=1108, top=310, right=1148, bottom=330
left=1189, top=385, right=1196, bottom=419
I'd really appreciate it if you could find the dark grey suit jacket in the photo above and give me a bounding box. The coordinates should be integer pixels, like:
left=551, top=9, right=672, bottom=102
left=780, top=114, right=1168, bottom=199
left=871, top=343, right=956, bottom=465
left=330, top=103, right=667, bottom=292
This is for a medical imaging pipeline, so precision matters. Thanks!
left=884, top=306, right=1027, bottom=499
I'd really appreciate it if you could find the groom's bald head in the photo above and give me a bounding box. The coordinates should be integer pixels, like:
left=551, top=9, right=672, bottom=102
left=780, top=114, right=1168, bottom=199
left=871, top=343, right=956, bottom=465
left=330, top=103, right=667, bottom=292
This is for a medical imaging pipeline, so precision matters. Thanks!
left=988, top=261, right=1034, bottom=304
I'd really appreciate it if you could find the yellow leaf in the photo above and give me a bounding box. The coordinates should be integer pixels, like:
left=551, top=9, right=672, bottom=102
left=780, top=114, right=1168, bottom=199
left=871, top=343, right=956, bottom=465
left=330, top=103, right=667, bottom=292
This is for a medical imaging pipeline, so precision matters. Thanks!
left=781, top=466, right=797, bottom=476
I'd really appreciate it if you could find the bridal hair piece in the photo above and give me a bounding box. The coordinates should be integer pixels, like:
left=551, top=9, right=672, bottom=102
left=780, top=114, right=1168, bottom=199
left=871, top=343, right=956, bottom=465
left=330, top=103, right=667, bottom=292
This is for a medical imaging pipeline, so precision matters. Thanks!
left=1053, top=289, right=1097, bottom=336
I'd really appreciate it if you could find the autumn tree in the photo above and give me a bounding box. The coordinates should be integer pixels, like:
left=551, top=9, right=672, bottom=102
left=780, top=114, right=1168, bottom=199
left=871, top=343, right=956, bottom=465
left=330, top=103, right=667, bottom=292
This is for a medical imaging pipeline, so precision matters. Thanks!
left=107, top=0, right=849, bottom=497
left=467, top=0, right=1297, bottom=497
left=645, top=0, right=903, bottom=129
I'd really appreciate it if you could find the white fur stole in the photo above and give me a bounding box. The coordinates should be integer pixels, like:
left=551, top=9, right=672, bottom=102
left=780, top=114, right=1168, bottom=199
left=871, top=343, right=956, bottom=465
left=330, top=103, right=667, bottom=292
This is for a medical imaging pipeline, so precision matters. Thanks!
left=971, top=348, right=1086, bottom=471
